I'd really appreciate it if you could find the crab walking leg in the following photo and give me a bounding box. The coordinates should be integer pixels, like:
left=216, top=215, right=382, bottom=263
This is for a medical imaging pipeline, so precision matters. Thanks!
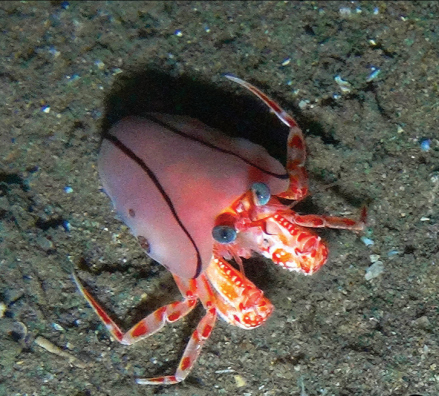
left=138, top=274, right=218, bottom=385
left=137, top=307, right=217, bottom=385
left=280, top=205, right=367, bottom=232
left=72, top=272, right=198, bottom=345
left=277, top=124, right=308, bottom=200
left=225, top=74, right=295, bottom=128
left=73, top=271, right=218, bottom=385
left=225, top=74, right=308, bottom=200
left=140, top=253, right=275, bottom=384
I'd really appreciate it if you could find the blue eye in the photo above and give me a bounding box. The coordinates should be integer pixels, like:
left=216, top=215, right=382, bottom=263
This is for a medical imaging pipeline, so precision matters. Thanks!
left=251, top=182, right=270, bottom=206
left=212, top=225, right=237, bottom=244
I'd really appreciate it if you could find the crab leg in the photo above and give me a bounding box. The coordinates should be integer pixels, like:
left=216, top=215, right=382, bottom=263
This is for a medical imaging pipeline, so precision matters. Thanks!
left=138, top=274, right=218, bottom=385
left=73, top=252, right=274, bottom=385
left=137, top=309, right=216, bottom=384
left=225, top=74, right=308, bottom=201
left=72, top=273, right=199, bottom=344
left=73, top=271, right=220, bottom=385
left=139, top=253, right=275, bottom=383
left=279, top=205, right=367, bottom=232
left=73, top=273, right=213, bottom=382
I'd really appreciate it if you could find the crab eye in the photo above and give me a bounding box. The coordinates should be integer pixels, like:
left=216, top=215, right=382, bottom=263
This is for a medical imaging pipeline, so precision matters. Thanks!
left=251, top=182, right=271, bottom=206
left=212, top=225, right=237, bottom=244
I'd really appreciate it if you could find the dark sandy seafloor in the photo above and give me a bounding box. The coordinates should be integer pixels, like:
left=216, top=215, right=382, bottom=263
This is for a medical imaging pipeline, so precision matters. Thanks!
left=1, top=1, right=439, bottom=395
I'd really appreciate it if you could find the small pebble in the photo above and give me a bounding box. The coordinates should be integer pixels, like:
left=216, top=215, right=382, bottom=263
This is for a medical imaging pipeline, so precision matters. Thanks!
left=412, top=316, right=431, bottom=330
left=339, top=7, right=351, bottom=17
left=420, top=138, right=430, bottom=152
left=36, top=236, right=54, bottom=251
left=95, top=60, right=105, bottom=70
left=298, top=100, right=309, bottom=109
left=387, top=249, right=399, bottom=258
left=361, top=236, right=374, bottom=246
left=367, top=68, right=381, bottom=82
left=49, top=46, right=60, bottom=57
left=0, top=302, right=6, bottom=318
left=66, top=74, right=80, bottom=84
left=62, top=220, right=71, bottom=232
left=52, top=323, right=65, bottom=331
left=334, top=75, right=351, bottom=93
left=365, top=261, right=384, bottom=281
left=234, top=375, right=247, bottom=387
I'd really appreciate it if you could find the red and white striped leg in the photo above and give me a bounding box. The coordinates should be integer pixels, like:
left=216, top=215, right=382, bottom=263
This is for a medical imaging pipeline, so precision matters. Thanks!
left=277, top=123, right=308, bottom=201
left=225, top=74, right=309, bottom=201
left=72, top=273, right=198, bottom=344
left=136, top=274, right=218, bottom=384
left=72, top=272, right=204, bottom=384
left=286, top=205, right=367, bottom=231
left=137, top=294, right=217, bottom=384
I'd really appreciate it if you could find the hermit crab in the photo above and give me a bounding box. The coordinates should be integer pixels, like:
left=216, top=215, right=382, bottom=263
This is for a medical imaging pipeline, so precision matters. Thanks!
left=73, top=75, right=365, bottom=384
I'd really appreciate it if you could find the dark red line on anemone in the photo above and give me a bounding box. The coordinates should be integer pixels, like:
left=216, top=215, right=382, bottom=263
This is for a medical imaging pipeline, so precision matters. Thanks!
left=103, top=132, right=203, bottom=279
left=145, top=114, right=289, bottom=180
